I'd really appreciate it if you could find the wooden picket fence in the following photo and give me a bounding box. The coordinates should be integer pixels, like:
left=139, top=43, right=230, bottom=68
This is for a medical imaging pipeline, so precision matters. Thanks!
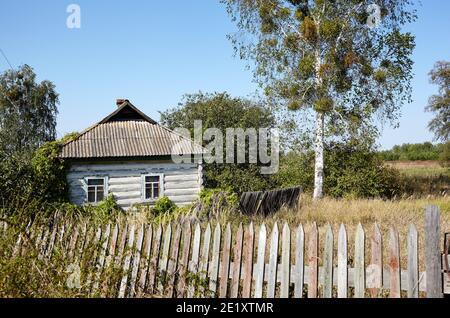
left=0, top=205, right=447, bottom=298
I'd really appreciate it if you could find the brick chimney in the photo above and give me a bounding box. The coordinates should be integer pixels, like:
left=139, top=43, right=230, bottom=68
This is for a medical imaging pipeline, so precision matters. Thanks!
left=116, top=99, right=128, bottom=107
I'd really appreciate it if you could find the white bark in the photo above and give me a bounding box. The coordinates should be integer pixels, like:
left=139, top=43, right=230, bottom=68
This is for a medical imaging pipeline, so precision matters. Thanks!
left=313, top=111, right=325, bottom=200
left=313, top=42, right=324, bottom=200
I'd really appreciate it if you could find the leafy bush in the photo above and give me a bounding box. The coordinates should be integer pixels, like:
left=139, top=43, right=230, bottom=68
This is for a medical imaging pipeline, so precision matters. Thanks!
left=273, top=142, right=401, bottom=199
left=31, top=140, right=69, bottom=202
left=151, top=196, right=177, bottom=216
left=195, top=189, right=239, bottom=219
left=439, top=141, right=450, bottom=167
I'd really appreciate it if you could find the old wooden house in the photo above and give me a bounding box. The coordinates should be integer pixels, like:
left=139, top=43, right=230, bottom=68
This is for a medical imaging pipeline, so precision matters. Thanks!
left=60, top=99, right=204, bottom=210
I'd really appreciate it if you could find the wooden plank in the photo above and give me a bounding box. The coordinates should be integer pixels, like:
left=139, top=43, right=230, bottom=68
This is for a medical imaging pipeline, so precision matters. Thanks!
left=293, top=224, right=304, bottom=298
left=137, top=224, right=152, bottom=297
left=323, top=224, right=333, bottom=298
left=230, top=223, right=243, bottom=298
left=354, top=223, right=365, bottom=298
left=45, top=221, right=59, bottom=258
left=177, top=222, right=192, bottom=298
left=147, top=224, right=162, bottom=294
left=254, top=223, right=267, bottom=298
left=267, top=222, right=279, bottom=298
left=128, top=224, right=144, bottom=298
left=219, top=223, right=232, bottom=298
left=388, top=227, right=401, bottom=298
left=241, top=222, right=254, bottom=298
left=118, top=224, right=135, bottom=298
left=307, top=223, right=318, bottom=298
left=85, top=226, right=102, bottom=291
left=102, top=223, right=119, bottom=297
left=158, top=222, right=172, bottom=295
left=92, top=223, right=111, bottom=294
left=337, top=224, right=348, bottom=298
left=198, top=223, right=211, bottom=297
left=368, top=223, right=382, bottom=297
left=424, top=205, right=443, bottom=298
left=407, top=224, right=419, bottom=298
left=67, top=224, right=79, bottom=260
left=280, top=222, right=290, bottom=298
left=187, top=223, right=201, bottom=297
left=167, top=224, right=182, bottom=297
left=208, top=223, right=221, bottom=297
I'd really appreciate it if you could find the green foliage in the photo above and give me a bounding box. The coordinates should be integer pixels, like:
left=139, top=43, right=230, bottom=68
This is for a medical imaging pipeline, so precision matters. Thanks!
left=151, top=196, right=177, bottom=216
left=160, top=92, right=275, bottom=193
left=273, top=142, right=401, bottom=199
left=379, top=142, right=444, bottom=161
left=89, top=194, right=124, bottom=222
left=324, top=143, right=401, bottom=198
left=196, top=188, right=239, bottom=219
left=439, top=141, right=450, bottom=167
left=425, top=61, right=450, bottom=141
left=31, top=140, right=69, bottom=202
left=0, top=65, right=59, bottom=157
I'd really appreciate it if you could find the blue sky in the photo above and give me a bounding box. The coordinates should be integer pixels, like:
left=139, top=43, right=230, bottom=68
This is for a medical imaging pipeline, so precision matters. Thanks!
left=0, top=0, right=448, bottom=150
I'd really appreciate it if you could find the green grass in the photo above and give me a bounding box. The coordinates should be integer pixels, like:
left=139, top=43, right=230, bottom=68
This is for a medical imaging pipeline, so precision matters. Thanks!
left=399, top=166, right=450, bottom=177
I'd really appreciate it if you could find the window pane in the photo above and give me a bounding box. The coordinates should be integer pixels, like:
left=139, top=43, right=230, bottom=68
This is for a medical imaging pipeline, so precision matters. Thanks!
left=97, top=190, right=104, bottom=202
left=145, top=185, right=151, bottom=199
left=145, top=176, right=159, bottom=183
left=88, top=179, right=104, bottom=186
left=88, top=189, right=96, bottom=203
left=153, top=184, right=159, bottom=198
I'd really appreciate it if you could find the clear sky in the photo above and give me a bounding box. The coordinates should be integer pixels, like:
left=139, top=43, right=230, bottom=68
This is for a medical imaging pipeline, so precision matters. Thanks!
left=0, top=0, right=448, bottom=150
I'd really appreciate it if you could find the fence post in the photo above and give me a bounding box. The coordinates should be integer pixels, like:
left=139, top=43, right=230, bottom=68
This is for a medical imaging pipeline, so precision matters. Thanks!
left=425, top=205, right=443, bottom=298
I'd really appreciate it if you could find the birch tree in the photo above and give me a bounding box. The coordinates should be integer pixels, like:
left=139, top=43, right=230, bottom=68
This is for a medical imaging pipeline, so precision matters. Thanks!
left=223, top=0, right=416, bottom=199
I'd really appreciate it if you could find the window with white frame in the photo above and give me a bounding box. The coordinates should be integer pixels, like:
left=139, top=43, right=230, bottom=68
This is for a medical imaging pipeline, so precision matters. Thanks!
left=86, top=177, right=107, bottom=203
left=143, top=174, right=162, bottom=200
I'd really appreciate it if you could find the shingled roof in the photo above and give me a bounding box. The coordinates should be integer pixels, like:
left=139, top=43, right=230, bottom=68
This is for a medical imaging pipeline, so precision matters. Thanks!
left=60, top=100, right=204, bottom=159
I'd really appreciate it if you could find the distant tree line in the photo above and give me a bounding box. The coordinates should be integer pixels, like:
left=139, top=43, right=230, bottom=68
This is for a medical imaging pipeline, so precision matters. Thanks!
left=379, top=142, right=447, bottom=162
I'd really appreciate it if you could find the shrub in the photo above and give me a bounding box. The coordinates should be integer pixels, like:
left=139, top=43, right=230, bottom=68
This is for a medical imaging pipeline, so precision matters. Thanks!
left=439, top=141, right=450, bottom=167
left=151, top=196, right=177, bottom=216
left=273, top=142, right=401, bottom=199
left=31, top=140, right=69, bottom=202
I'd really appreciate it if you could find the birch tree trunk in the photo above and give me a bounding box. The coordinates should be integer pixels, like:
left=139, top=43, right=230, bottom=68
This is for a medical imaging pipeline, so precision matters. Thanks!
left=313, top=111, right=324, bottom=200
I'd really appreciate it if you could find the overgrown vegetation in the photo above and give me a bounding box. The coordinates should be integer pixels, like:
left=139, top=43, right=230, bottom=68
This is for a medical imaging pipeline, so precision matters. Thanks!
left=379, top=142, right=446, bottom=161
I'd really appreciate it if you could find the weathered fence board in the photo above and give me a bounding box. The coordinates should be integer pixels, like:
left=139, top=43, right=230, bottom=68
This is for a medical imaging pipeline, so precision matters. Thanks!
left=308, top=223, right=318, bottom=298
left=2, top=205, right=446, bottom=299
left=280, top=223, right=290, bottom=298
left=293, top=225, right=304, bottom=298
left=337, top=224, right=348, bottom=298
left=323, top=225, right=333, bottom=298
left=230, top=223, right=243, bottom=298
left=254, top=224, right=267, bottom=298
left=354, top=223, right=365, bottom=298
left=242, top=223, right=254, bottom=298
left=267, top=222, right=279, bottom=298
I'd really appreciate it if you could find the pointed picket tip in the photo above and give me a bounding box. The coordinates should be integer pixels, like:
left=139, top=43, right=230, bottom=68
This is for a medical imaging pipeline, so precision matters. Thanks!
left=325, top=223, right=333, bottom=237
left=260, top=223, right=267, bottom=235
left=272, top=221, right=279, bottom=233
left=296, top=224, right=304, bottom=236
left=205, top=222, right=212, bottom=234
left=408, top=223, right=418, bottom=235
left=339, top=223, right=347, bottom=235
left=389, top=226, right=398, bottom=239
left=356, top=223, right=365, bottom=237
left=214, top=222, right=221, bottom=235
left=194, top=222, right=201, bottom=233
left=282, top=222, right=290, bottom=234
left=225, top=222, right=231, bottom=233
